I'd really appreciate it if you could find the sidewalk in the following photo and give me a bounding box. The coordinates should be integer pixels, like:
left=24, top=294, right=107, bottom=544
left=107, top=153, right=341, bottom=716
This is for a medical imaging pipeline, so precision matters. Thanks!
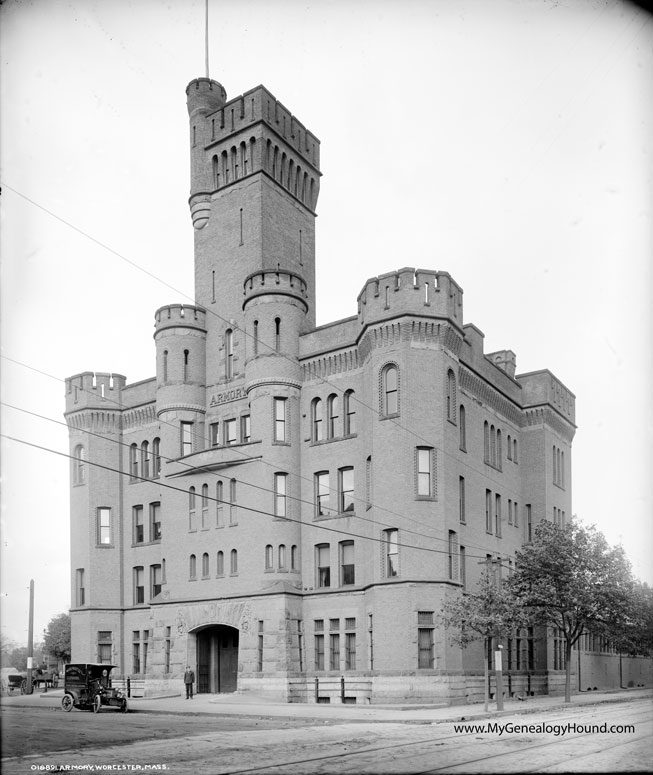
left=2, top=686, right=650, bottom=724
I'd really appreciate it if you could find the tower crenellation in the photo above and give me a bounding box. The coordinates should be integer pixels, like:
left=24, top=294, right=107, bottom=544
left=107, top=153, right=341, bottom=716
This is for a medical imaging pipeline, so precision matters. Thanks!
left=357, top=267, right=464, bottom=328
left=65, top=371, right=126, bottom=413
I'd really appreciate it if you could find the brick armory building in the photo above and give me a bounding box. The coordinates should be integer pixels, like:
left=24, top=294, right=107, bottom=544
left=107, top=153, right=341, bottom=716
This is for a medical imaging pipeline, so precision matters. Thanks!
left=65, top=75, right=584, bottom=704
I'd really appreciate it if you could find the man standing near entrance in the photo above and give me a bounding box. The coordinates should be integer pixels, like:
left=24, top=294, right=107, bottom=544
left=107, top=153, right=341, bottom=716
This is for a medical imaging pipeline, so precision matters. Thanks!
left=184, top=665, right=195, bottom=699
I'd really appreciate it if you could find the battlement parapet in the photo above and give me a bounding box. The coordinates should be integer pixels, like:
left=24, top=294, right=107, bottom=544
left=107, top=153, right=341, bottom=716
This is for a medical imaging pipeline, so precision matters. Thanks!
left=203, top=85, right=320, bottom=172
left=186, top=78, right=227, bottom=118
left=517, top=370, right=576, bottom=424
left=243, top=268, right=309, bottom=312
left=154, top=304, right=207, bottom=336
left=357, top=267, right=463, bottom=328
left=65, top=371, right=126, bottom=412
left=487, top=349, right=517, bottom=379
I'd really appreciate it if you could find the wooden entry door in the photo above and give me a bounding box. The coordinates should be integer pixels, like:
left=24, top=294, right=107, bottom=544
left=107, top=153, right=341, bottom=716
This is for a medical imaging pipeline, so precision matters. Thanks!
left=196, top=626, right=239, bottom=693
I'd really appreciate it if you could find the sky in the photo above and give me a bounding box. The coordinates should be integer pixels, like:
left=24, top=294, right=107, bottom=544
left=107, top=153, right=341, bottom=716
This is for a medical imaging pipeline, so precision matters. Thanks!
left=1, top=0, right=651, bottom=646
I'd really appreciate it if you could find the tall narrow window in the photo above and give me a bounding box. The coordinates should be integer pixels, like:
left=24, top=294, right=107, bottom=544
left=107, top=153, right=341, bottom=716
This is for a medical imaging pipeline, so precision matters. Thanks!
left=312, top=398, right=323, bottom=441
left=229, top=479, right=237, bottom=525
left=201, top=484, right=209, bottom=529
left=316, top=544, right=330, bottom=588
left=73, top=445, right=86, bottom=485
left=132, top=631, right=141, bottom=674
left=265, top=544, right=274, bottom=570
left=338, top=467, right=355, bottom=512
left=97, top=507, right=112, bottom=546
left=385, top=529, right=398, bottom=577
left=134, top=567, right=144, bottom=604
left=417, top=611, right=435, bottom=668
left=330, top=628, right=340, bottom=671
left=152, top=438, right=161, bottom=477
left=150, top=564, right=162, bottom=597
left=180, top=422, right=193, bottom=456
left=163, top=350, right=168, bottom=382
left=274, top=398, right=287, bottom=442
left=76, top=569, right=85, bottom=606
left=459, top=476, right=466, bottom=523
left=150, top=502, right=161, bottom=541
left=416, top=447, right=432, bottom=497
left=459, top=405, right=466, bottom=451
left=230, top=549, right=238, bottom=575
left=133, top=506, right=144, bottom=544
left=495, top=494, right=502, bottom=537
left=274, top=317, right=281, bottom=352
left=97, top=632, right=112, bottom=665
left=340, top=541, right=355, bottom=585
left=460, top=546, right=466, bottom=589
left=183, top=349, right=190, bottom=382
left=241, top=414, right=251, bottom=443
left=484, top=422, right=490, bottom=463
left=525, top=504, right=532, bottom=542
left=278, top=544, right=286, bottom=569
left=507, top=435, right=512, bottom=460
left=343, top=389, right=356, bottom=435
left=253, top=320, right=259, bottom=355
left=315, top=471, right=330, bottom=517
left=291, top=544, right=298, bottom=571
left=209, top=422, right=220, bottom=447
left=485, top=490, right=493, bottom=533
left=513, top=439, right=518, bottom=463
left=202, top=552, right=210, bottom=578
left=257, top=621, right=264, bottom=671
left=490, top=425, right=497, bottom=466
left=383, top=365, right=399, bottom=415
left=448, top=531, right=458, bottom=580
left=164, top=627, right=171, bottom=674
left=216, top=551, right=224, bottom=576
left=274, top=472, right=287, bottom=518
left=224, top=418, right=237, bottom=445
left=141, top=441, right=150, bottom=479
left=130, top=444, right=139, bottom=481
left=365, top=456, right=372, bottom=509
left=327, top=394, right=339, bottom=438
left=216, top=480, right=224, bottom=527
left=188, top=486, right=196, bottom=531
left=447, top=369, right=456, bottom=422
left=314, top=621, right=325, bottom=671
left=189, top=554, right=197, bottom=579
left=225, top=329, right=234, bottom=378
left=497, top=430, right=502, bottom=468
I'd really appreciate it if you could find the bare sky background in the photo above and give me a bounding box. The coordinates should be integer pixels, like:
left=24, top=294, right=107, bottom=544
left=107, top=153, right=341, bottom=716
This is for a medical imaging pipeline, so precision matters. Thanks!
left=1, top=0, right=651, bottom=645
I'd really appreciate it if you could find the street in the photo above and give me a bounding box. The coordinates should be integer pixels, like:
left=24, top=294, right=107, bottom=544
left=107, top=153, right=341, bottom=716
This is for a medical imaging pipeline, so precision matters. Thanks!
left=1, top=697, right=651, bottom=774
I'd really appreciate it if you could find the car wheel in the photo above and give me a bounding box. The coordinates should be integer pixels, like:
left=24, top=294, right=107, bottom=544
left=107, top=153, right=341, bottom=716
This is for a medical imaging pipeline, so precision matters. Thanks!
left=93, top=695, right=102, bottom=714
left=61, top=694, right=74, bottom=712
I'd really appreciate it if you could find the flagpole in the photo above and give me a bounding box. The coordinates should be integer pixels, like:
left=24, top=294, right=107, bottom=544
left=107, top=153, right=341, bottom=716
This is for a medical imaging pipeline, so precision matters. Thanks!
left=205, top=0, right=210, bottom=78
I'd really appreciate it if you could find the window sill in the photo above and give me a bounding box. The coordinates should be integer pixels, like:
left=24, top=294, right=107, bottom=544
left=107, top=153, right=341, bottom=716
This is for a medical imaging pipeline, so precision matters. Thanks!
left=379, top=413, right=400, bottom=421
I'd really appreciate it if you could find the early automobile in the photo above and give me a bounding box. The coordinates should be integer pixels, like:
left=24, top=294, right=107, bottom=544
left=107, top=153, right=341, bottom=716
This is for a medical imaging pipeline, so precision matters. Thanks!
left=61, top=663, right=128, bottom=713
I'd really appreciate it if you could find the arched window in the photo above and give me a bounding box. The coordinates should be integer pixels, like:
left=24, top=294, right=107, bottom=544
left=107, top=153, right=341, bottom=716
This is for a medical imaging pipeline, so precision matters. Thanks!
left=216, top=551, right=224, bottom=576
left=513, top=439, right=518, bottom=463
left=327, top=394, right=339, bottom=439
left=216, top=480, right=224, bottom=526
left=447, top=370, right=456, bottom=423
left=221, top=150, right=229, bottom=185
left=231, top=145, right=238, bottom=180
left=163, top=350, right=168, bottom=382
left=189, top=554, right=197, bottom=579
left=312, top=397, right=323, bottom=441
left=484, top=422, right=490, bottom=463
left=490, top=425, right=496, bottom=466
left=202, top=552, right=209, bottom=578
left=201, top=483, right=209, bottom=528
left=459, top=406, right=466, bottom=451
left=152, top=438, right=161, bottom=478
left=141, top=441, right=150, bottom=479
left=291, top=545, right=298, bottom=571
left=343, top=389, right=355, bottom=435
left=183, top=350, right=190, bottom=382
left=265, top=544, right=273, bottom=570
left=212, top=154, right=219, bottom=187
left=274, top=317, right=281, bottom=352
left=130, top=444, right=139, bottom=481
left=497, top=430, right=502, bottom=469
left=278, top=544, right=286, bottom=569
left=507, top=434, right=512, bottom=460
left=225, top=329, right=234, bottom=379
left=253, top=320, right=258, bottom=356
left=229, top=478, right=237, bottom=525
left=73, top=445, right=86, bottom=485
left=230, top=549, right=238, bottom=575
left=189, top=486, right=196, bottom=530
left=382, top=365, right=399, bottom=416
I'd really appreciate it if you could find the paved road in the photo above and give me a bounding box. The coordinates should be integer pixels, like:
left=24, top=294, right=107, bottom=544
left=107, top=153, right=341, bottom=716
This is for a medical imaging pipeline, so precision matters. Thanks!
left=2, top=697, right=650, bottom=774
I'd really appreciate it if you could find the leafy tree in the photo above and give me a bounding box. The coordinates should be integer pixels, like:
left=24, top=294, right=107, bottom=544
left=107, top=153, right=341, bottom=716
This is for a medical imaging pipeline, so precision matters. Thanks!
left=42, top=613, right=71, bottom=665
left=509, top=520, right=635, bottom=703
left=611, top=581, right=653, bottom=657
left=441, top=567, right=529, bottom=709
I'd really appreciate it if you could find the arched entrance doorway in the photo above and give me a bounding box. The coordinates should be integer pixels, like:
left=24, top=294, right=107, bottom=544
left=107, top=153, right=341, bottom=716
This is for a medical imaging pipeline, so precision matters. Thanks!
left=195, top=624, right=239, bottom=694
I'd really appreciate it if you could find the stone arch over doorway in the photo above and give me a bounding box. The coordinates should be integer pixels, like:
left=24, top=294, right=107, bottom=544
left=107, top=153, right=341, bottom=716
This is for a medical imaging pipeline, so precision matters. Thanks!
left=193, top=624, right=239, bottom=694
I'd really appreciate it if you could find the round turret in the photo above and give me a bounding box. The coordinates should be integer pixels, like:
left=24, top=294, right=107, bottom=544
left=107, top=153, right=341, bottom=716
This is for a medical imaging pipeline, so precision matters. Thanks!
left=186, top=78, right=227, bottom=118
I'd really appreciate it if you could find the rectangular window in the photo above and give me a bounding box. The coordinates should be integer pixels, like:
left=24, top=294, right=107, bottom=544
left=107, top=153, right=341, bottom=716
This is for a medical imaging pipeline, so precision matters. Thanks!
left=316, top=544, right=330, bottom=588
left=241, top=414, right=251, bottom=443
left=460, top=546, right=466, bottom=589
left=508, top=499, right=513, bottom=525
left=338, top=467, right=354, bottom=512
left=97, top=507, right=111, bottom=545
left=133, top=506, right=144, bottom=543
left=345, top=633, right=356, bottom=671
left=164, top=626, right=171, bottom=674
left=514, top=500, right=519, bottom=527
left=340, top=541, right=355, bottom=585
left=314, top=634, right=325, bottom=671
left=365, top=456, right=372, bottom=509
left=257, top=621, right=264, bottom=672
left=274, top=472, right=287, bottom=517
left=142, top=630, right=149, bottom=675
left=495, top=494, right=502, bottom=537
left=297, top=620, right=304, bottom=673
left=274, top=398, right=286, bottom=442
left=229, top=479, right=237, bottom=525
left=209, top=422, right=220, bottom=447
left=416, top=447, right=432, bottom=496
left=448, top=531, right=458, bottom=580
left=180, top=422, right=193, bottom=456
left=485, top=490, right=493, bottom=533
left=459, top=476, right=465, bottom=523
left=132, top=631, right=140, bottom=674
left=224, top=418, right=237, bottom=445
left=315, top=472, right=330, bottom=517
left=525, top=504, right=532, bottom=542
left=76, top=569, right=85, bottom=606
left=150, top=564, right=162, bottom=598
left=150, top=502, right=161, bottom=541
left=134, top=566, right=144, bottom=604
left=417, top=612, right=434, bottom=669
left=385, top=529, right=398, bottom=577
left=329, top=633, right=340, bottom=671
left=97, top=631, right=112, bottom=665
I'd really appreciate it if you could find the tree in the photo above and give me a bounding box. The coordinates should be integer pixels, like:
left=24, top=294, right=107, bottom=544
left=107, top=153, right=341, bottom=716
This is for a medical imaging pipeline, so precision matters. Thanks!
left=509, top=520, right=635, bottom=703
left=441, top=567, right=529, bottom=710
left=43, top=613, right=71, bottom=665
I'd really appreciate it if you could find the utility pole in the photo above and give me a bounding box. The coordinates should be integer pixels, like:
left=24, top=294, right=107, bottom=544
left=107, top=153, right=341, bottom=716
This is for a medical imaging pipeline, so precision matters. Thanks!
left=495, top=644, right=504, bottom=710
left=26, top=579, right=34, bottom=695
